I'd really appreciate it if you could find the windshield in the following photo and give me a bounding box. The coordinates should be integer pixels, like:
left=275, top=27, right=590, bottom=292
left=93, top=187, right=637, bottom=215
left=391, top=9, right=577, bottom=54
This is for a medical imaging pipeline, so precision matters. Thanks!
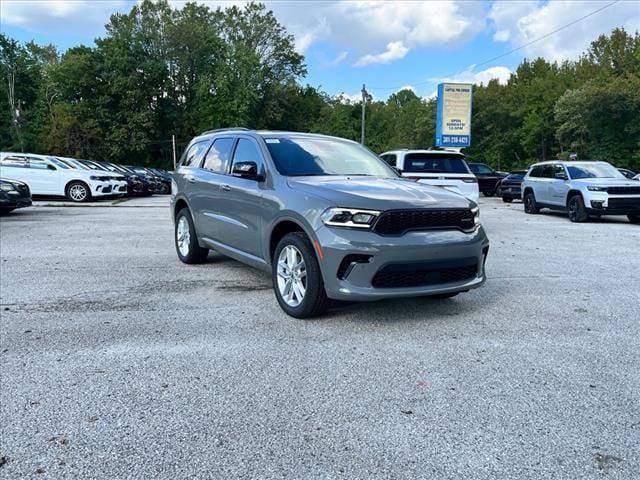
left=566, top=162, right=625, bottom=180
left=264, top=136, right=396, bottom=177
left=48, top=157, right=70, bottom=169
left=469, top=164, right=494, bottom=174
left=404, top=153, right=470, bottom=174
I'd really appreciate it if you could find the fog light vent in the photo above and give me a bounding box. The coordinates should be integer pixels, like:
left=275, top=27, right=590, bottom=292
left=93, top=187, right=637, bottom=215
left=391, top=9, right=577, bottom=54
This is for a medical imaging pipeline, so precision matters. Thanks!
left=337, top=255, right=372, bottom=280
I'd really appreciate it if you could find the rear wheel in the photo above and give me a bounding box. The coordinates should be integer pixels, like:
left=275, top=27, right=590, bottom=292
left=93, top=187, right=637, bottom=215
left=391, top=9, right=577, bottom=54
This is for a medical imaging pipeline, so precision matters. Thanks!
left=66, top=181, right=91, bottom=203
left=567, top=195, right=589, bottom=223
left=523, top=192, right=539, bottom=214
left=273, top=232, right=329, bottom=318
left=175, top=208, right=209, bottom=263
left=628, top=214, right=640, bottom=224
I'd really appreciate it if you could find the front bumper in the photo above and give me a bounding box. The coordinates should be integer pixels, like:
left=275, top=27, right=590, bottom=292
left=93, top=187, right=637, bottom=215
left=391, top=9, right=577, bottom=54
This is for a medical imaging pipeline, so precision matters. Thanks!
left=90, top=181, right=113, bottom=197
left=0, top=193, right=32, bottom=209
left=588, top=195, right=640, bottom=215
left=315, top=224, right=489, bottom=301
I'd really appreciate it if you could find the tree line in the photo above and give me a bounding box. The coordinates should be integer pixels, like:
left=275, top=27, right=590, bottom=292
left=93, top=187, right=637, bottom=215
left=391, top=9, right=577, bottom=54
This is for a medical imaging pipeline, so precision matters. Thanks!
left=1, top=1, right=639, bottom=171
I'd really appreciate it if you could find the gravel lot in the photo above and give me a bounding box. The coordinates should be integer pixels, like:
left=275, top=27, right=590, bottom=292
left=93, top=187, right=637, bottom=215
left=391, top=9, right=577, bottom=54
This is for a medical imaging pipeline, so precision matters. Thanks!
left=1, top=197, right=639, bottom=479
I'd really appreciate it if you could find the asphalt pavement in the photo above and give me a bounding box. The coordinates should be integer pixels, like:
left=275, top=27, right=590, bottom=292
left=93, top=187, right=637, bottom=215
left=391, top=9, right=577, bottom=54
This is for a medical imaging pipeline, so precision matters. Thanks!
left=1, top=197, right=639, bottom=479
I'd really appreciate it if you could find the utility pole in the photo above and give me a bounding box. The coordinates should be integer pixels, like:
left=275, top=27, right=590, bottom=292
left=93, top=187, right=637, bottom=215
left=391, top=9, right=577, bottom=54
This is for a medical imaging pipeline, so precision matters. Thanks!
left=172, top=134, right=177, bottom=170
left=360, top=84, right=372, bottom=145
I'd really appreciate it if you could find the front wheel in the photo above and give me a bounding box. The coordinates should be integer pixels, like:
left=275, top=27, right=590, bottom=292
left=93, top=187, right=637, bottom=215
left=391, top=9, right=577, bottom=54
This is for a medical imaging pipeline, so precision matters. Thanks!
left=628, top=214, right=640, bottom=224
left=66, top=181, right=91, bottom=203
left=273, top=232, right=329, bottom=318
left=523, top=192, right=539, bottom=214
left=567, top=195, right=589, bottom=223
left=175, top=208, right=209, bottom=263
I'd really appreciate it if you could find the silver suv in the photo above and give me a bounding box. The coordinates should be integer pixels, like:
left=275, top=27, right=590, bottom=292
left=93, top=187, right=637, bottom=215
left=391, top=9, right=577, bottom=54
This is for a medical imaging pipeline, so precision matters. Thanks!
left=522, top=160, right=640, bottom=223
left=171, top=129, right=489, bottom=318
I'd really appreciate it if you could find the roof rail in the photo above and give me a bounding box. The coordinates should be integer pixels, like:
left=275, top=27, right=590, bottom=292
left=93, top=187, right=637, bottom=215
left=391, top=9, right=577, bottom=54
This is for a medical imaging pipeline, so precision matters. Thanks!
left=200, top=127, right=250, bottom=136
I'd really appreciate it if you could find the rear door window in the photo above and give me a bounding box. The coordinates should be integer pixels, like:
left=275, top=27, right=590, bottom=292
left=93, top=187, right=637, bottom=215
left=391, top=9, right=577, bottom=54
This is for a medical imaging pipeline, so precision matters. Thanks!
left=381, top=154, right=397, bottom=167
left=180, top=141, right=210, bottom=168
left=203, top=138, right=235, bottom=173
left=404, top=153, right=469, bottom=174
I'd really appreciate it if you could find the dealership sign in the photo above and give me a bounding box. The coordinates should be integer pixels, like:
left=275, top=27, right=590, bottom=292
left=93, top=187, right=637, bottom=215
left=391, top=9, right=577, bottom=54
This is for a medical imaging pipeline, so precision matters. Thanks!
left=435, top=83, right=473, bottom=148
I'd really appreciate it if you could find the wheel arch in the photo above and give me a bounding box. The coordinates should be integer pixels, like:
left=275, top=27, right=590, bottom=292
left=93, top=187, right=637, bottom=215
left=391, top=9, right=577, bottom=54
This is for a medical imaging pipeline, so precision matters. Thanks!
left=566, top=189, right=583, bottom=205
left=268, top=217, right=317, bottom=265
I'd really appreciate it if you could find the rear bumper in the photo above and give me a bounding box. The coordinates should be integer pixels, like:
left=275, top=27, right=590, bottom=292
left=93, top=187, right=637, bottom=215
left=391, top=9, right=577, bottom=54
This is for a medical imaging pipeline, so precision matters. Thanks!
left=316, top=224, right=489, bottom=301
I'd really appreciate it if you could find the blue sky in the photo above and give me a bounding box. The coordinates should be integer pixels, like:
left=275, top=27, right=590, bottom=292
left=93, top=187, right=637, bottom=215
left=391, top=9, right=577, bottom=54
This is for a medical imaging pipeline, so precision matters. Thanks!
left=1, top=1, right=638, bottom=99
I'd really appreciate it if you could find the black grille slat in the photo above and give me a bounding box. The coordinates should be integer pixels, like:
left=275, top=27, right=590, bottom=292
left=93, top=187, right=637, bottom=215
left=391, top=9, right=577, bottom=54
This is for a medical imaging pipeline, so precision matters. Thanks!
left=607, top=186, right=640, bottom=195
left=608, top=198, right=640, bottom=208
left=372, top=261, right=477, bottom=289
left=373, top=209, right=475, bottom=235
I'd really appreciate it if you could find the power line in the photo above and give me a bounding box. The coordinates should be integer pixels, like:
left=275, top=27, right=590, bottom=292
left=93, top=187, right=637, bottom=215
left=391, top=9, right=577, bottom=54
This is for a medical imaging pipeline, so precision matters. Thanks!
left=368, top=0, right=621, bottom=92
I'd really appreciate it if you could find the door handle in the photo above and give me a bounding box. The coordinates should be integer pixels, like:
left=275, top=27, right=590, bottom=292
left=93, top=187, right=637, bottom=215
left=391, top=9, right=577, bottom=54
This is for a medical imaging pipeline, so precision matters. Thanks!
left=221, top=184, right=231, bottom=192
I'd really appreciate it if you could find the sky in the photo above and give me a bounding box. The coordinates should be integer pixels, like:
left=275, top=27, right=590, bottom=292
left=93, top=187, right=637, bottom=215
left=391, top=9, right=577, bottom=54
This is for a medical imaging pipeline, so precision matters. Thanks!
left=1, top=0, right=638, bottom=99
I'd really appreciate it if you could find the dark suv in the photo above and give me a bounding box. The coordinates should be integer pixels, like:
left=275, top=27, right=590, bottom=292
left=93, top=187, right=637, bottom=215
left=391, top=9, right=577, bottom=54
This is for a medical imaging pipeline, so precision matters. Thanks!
left=468, top=163, right=507, bottom=197
left=171, top=129, right=490, bottom=318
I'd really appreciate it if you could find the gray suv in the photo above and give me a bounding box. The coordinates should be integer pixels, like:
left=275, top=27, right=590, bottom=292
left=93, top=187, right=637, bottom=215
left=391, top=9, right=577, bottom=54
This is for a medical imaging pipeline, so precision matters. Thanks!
left=171, top=129, right=489, bottom=318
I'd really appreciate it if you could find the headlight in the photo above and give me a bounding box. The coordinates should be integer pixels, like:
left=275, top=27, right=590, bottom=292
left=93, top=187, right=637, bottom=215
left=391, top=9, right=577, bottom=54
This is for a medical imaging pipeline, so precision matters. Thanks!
left=0, top=183, right=16, bottom=191
left=321, top=208, right=381, bottom=228
left=471, top=206, right=480, bottom=225
left=587, top=186, right=607, bottom=192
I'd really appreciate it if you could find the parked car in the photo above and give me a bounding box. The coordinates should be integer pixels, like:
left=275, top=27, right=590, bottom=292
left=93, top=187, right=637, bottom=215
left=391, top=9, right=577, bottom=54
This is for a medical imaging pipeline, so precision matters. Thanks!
left=522, top=160, right=640, bottom=223
left=100, top=163, right=153, bottom=196
left=0, top=152, right=113, bottom=202
left=498, top=170, right=528, bottom=203
left=379, top=149, right=479, bottom=202
left=172, top=129, right=489, bottom=318
left=0, top=178, right=32, bottom=213
left=126, top=166, right=167, bottom=194
left=467, top=163, right=508, bottom=197
left=618, top=168, right=637, bottom=179
left=54, top=157, right=128, bottom=197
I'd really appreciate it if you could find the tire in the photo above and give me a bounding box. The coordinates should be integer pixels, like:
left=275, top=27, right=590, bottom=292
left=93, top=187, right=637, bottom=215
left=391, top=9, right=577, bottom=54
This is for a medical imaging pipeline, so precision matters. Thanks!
left=430, top=292, right=460, bottom=299
left=628, top=214, right=640, bottom=224
left=567, top=195, right=589, bottom=223
left=175, top=208, right=209, bottom=264
left=272, top=232, right=329, bottom=318
left=502, top=197, right=513, bottom=203
left=523, top=192, right=539, bottom=214
left=66, top=181, right=92, bottom=203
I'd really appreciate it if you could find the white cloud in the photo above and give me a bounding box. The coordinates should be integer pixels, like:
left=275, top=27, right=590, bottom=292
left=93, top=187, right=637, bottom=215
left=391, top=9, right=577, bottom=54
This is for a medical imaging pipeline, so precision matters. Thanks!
left=336, top=92, right=364, bottom=104
left=489, top=0, right=640, bottom=62
left=175, top=1, right=486, bottom=63
left=326, top=51, right=348, bottom=67
left=398, top=85, right=416, bottom=93
left=354, top=41, right=409, bottom=67
left=1, top=0, right=129, bottom=35
left=427, top=65, right=512, bottom=96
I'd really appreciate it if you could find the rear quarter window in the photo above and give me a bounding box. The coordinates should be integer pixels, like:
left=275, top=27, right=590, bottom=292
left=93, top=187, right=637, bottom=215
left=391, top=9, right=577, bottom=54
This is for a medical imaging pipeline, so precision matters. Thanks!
left=403, top=154, right=470, bottom=174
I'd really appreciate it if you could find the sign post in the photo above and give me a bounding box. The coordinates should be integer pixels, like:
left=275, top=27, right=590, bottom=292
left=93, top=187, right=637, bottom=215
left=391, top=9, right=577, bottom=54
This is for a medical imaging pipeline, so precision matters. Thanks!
left=435, top=83, right=473, bottom=149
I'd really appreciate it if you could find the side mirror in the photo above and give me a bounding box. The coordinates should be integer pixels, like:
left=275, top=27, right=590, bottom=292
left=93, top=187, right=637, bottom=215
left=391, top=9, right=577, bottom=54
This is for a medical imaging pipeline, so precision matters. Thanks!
left=554, top=172, right=567, bottom=180
left=232, top=161, right=264, bottom=181
left=47, top=164, right=57, bottom=171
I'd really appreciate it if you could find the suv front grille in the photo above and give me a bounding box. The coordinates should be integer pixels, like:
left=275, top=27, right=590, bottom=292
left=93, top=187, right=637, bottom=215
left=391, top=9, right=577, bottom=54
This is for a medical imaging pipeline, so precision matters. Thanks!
left=373, top=209, right=475, bottom=235
left=372, top=258, right=478, bottom=288
left=607, top=186, right=640, bottom=195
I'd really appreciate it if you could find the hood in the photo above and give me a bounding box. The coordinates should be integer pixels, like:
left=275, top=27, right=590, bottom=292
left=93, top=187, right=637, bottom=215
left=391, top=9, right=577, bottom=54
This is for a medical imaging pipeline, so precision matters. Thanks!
left=1, top=178, right=27, bottom=187
left=572, top=178, right=640, bottom=187
left=287, top=176, right=473, bottom=210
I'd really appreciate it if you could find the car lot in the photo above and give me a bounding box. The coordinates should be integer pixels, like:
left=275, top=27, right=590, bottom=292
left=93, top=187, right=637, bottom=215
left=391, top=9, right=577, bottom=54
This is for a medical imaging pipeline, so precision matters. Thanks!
left=1, top=197, right=639, bottom=479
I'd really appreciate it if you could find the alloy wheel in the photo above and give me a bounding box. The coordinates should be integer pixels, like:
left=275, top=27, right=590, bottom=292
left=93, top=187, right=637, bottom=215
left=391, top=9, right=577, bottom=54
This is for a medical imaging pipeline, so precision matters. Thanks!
left=176, top=216, right=190, bottom=256
left=69, top=184, right=87, bottom=202
left=568, top=198, right=579, bottom=221
left=276, top=245, right=307, bottom=307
